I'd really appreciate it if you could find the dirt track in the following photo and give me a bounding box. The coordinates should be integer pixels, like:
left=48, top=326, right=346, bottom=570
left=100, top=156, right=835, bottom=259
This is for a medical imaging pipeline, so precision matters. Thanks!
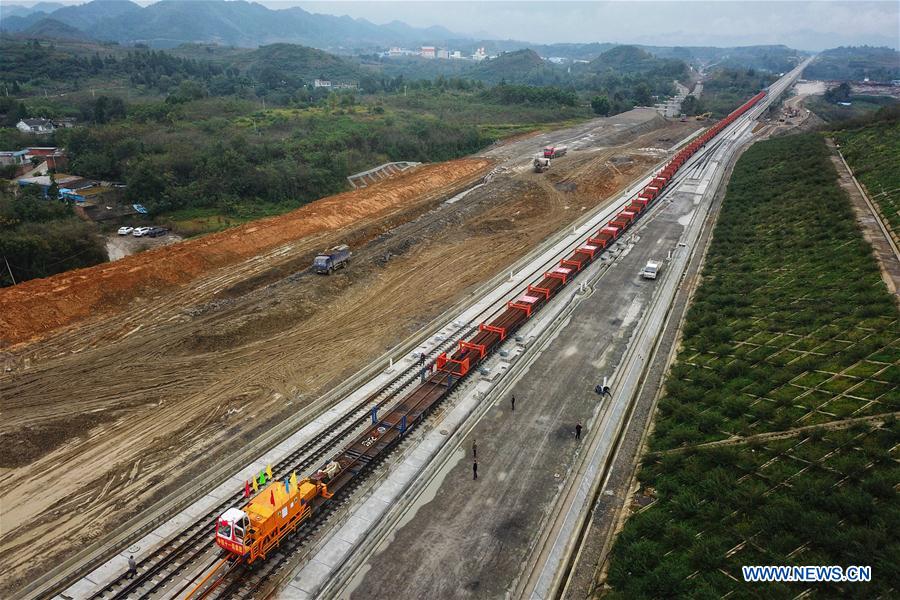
left=0, top=109, right=701, bottom=594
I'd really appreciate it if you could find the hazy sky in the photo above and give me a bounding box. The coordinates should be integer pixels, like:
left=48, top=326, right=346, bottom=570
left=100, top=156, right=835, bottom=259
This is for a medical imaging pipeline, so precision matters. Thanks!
left=264, top=1, right=900, bottom=50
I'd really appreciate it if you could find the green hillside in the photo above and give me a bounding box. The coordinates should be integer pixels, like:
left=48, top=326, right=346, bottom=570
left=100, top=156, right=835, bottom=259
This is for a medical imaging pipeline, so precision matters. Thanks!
left=468, top=49, right=559, bottom=85
left=833, top=109, right=900, bottom=234
left=241, top=44, right=363, bottom=84
left=805, top=46, right=900, bottom=81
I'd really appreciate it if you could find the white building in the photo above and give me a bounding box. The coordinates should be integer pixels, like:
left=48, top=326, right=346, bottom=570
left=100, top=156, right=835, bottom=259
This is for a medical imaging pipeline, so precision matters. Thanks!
left=472, top=47, right=487, bottom=61
left=313, top=79, right=332, bottom=88
left=16, top=118, right=55, bottom=134
left=450, top=50, right=463, bottom=59
left=437, top=49, right=450, bottom=59
left=421, top=46, right=436, bottom=59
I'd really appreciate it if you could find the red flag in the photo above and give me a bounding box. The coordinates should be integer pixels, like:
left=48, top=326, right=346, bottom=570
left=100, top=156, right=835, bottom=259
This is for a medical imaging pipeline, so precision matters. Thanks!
left=270, top=489, right=275, bottom=506
left=244, top=480, right=250, bottom=498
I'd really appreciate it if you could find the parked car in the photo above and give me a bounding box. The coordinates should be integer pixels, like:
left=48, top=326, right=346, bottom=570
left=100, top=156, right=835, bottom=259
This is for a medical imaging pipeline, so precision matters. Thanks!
left=117, top=226, right=134, bottom=236
left=148, top=227, right=168, bottom=238
left=133, top=227, right=152, bottom=237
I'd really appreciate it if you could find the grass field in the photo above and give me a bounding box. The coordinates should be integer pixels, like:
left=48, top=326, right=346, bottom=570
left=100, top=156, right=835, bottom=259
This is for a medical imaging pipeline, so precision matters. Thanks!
left=601, top=133, right=900, bottom=598
left=833, top=119, right=900, bottom=236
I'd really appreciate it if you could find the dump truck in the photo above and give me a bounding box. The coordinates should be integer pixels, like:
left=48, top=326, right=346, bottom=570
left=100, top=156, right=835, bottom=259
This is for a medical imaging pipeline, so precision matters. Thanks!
left=533, top=155, right=551, bottom=173
left=543, top=145, right=568, bottom=159
left=313, top=245, right=351, bottom=274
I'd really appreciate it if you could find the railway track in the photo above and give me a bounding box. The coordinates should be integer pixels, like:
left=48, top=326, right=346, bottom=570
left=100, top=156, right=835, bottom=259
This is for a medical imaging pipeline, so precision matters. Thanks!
left=194, top=125, right=733, bottom=600
left=85, top=321, right=478, bottom=600
left=56, top=108, right=734, bottom=600
left=82, top=187, right=644, bottom=599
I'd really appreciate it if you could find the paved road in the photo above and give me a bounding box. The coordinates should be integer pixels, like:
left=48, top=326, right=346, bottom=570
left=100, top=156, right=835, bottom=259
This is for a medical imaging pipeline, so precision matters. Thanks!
left=346, top=185, right=696, bottom=600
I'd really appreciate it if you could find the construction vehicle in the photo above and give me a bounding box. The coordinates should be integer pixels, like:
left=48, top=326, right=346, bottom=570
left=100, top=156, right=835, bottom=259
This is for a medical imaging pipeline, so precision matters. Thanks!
left=695, top=112, right=712, bottom=121
left=533, top=155, right=551, bottom=173
left=313, top=245, right=351, bottom=274
left=216, top=474, right=332, bottom=564
left=543, top=145, right=568, bottom=159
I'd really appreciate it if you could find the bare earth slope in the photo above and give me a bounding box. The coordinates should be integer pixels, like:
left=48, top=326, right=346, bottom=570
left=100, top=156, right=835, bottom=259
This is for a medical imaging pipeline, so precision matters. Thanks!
left=0, top=158, right=491, bottom=347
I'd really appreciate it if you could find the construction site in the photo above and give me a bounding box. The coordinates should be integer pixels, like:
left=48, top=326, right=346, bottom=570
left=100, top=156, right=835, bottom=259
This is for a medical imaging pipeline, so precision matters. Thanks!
left=0, top=107, right=707, bottom=597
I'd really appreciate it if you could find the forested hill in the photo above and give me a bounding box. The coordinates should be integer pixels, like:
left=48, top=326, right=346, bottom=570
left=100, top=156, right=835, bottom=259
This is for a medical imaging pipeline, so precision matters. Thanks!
left=468, top=49, right=559, bottom=85
left=586, top=45, right=688, bottom=79
left=0, top=0, right=459, bottom=51
left=804, top=46, right=900, bottom=81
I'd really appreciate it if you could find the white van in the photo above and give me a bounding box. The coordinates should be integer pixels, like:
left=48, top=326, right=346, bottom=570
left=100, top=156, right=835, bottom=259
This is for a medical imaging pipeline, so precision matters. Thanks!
left=641, top=261, right=660, bottom=280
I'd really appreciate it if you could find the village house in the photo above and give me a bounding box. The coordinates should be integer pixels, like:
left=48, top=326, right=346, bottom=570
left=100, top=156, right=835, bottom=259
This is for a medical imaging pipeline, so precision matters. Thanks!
left=16, top=118, right=56, bottom=134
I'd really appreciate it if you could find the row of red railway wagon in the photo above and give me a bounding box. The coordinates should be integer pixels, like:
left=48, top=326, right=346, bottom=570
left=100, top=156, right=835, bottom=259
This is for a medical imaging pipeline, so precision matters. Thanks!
left=435, top=90, right=766, bottom=378
left=213, top=90, right=768, bottom=566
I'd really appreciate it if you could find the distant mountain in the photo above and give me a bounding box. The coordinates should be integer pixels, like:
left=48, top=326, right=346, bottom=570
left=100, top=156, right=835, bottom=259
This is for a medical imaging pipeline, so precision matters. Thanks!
left=0, top=2, right=66, bottom=19
left=48, top=0, right=142, bottom=31
left=1, top=12, right=51, bottom=32
left=642, top=44, right=805, bottom=73
left=804, top=46, right=900, bottom=81
left=0, top=0, right=466, bottom=50
left=21, top=17, right=93, bottom=41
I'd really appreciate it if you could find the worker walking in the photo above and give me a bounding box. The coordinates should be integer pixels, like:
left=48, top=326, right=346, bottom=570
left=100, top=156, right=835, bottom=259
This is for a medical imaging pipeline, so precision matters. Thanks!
left=511, top=395, right=516, bottom=411
left=126, top=555, right=137, bottom=579
left=472, top=438, right=477, bottom=459
left=575, top=422, right=583, bottom=440
left=473, top=459, right=479, bottom=480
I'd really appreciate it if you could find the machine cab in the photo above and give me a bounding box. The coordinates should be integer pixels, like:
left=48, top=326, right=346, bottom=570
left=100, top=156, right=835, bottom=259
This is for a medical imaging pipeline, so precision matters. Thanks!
left=216, top=507, right=250, bottom=555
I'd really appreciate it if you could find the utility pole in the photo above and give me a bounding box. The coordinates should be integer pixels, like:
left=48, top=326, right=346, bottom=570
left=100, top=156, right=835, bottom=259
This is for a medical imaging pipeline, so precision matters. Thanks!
left=3, top=255, right=16, bottom=286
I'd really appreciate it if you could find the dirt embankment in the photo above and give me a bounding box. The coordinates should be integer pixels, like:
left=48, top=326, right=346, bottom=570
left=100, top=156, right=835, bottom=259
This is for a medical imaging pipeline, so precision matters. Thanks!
left=0, top=158, right=492, bottom=347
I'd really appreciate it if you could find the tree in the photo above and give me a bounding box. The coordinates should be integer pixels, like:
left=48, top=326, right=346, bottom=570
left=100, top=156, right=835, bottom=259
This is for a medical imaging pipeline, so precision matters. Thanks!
left=681, top=95, right=702, bottom=116
left=93, top=96, right=108, bottom=124
left=47, top=173, right=59, bottom=201
left=591, top=95, right=611, bottom=116
left=108, top=97, right=126, bottom=121
left=634, top=82, right=653, bottom=107
left=125, top=159, right=174, bottom=213
left=825, top=82, right=852, bottom=104
left=358, top=75, right=378, bottom=95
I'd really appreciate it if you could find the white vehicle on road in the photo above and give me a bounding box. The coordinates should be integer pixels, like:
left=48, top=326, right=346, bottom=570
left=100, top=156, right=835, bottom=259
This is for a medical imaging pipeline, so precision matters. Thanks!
left=641, top=260, right=660, bottom=280
left=133, top=226, right=153, bottom=237
left=117, top=226, right=134, bottom=235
